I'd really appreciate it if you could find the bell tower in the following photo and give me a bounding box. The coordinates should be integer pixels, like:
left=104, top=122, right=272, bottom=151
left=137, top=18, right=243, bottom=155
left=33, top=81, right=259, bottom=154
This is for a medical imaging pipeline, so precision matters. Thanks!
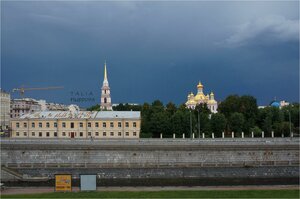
left=100, top=61, right=112, bottom=110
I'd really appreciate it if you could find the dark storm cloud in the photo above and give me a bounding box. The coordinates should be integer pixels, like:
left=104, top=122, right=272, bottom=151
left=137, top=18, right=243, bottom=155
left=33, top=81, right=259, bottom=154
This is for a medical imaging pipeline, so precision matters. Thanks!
left=219, top=15, right=299, bottom=47
left=1, top=1, right=299, bottom=107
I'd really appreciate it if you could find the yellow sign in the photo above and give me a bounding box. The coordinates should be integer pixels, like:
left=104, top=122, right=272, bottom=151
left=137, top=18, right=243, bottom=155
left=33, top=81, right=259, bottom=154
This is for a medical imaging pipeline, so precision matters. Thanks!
left=55, top=174, right=72, bottom=192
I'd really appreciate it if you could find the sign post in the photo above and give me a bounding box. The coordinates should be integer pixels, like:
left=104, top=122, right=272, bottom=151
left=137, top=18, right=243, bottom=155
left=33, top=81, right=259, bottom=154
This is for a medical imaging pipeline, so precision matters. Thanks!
left=55, top=174, right=72, bottom=192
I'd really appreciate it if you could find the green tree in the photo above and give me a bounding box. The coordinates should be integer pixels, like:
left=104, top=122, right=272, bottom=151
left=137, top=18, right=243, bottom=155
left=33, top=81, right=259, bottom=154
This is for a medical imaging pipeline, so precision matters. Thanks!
left=250, top=126, right=262, bottom=137
left=140, top=103, right=152, bottom=137
left=192, top=104, right=211, bottom=137
left=86, top=104, right=100, bottom=111
left=262, top=113, right=273, bottom=135
left=178, top=103, right=187, bottom=111
left=113, top=103, right=125, bottom=111
left=151, top=100, right=164, bottom=111
left=239, top=95, right=258, bottom=132
left=170, top=109, right=191, bottom=138
left=149, top=111, right=170, bottom=138
left=210, top=113, right=227, bottom=137
left=228, top=112, right=244, bottom=134
left=273, top=122, right=294, bottom=137
left=281, top=103, right=299, bottom=132
left=166, top=102, right=177, bottom=116
left=218, top=95, right=240, bottom=118
left=198, top=112, right=211, bottom=136
left=218, top=95, right=258, bottom=134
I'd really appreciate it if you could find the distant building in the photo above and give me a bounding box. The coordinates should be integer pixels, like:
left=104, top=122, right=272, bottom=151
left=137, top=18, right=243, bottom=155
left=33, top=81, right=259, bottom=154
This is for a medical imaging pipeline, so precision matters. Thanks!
left=270, top=100, right=290, bottom=109
left=112, top=103, right=140, bottom=107
left=258, top=99, right=290, bottom=109
left=258, top=106, right=266, bottom=109
left=100, top=61, right=112, bottom=111
left=46, top=103, right=69, bottom=111
left=10, top=98, right=77, bottom=118
left=280, top=100, right=290, bottom=107
left=10, top=98, right=41, bottom=119
left=0, top=89, right=11, bottom=130
left=185, top=82, right=218, bottom=113
left=11, top=109, right=141, bottom=139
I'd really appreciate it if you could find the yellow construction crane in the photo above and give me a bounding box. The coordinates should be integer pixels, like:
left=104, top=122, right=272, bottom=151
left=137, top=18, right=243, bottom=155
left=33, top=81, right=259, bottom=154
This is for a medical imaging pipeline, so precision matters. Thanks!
left=12, top=86, right=64, bottom=98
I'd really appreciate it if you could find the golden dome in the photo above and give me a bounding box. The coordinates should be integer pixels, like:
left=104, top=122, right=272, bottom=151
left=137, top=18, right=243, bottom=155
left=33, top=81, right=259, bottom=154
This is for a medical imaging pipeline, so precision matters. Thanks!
left=194, top=93, right=206, bottom=101
left=207, top=99, right=217, bottom=105
left=197, top=81, right=203, bottom=88
left=189, top=99, right=197, bottom=105
left=186, top=98, right=197, bottom=105
left=208, top=92, right=216, bottom=105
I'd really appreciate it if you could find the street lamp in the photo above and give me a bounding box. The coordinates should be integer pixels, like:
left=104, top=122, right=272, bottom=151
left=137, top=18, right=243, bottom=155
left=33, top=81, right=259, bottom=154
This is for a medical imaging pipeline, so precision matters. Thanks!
left=288, top=110, right=292, bottom=137
left=190, top=110, right=192, bottom=139
left=198, top=109, right=200, bottom=139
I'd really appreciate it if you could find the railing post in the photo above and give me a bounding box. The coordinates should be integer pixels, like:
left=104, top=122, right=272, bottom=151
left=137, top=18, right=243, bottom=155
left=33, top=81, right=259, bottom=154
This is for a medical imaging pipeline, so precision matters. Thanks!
left=183, top=133, right=185, bottom=139
left=291, top=132, right=294, bottom=138
left=222, top=132, right=225, bottom=138
left=251, top=131, right=254, bottom=138
left=173, top=133, right=176, bottom=139
left=242, top=132, right=244, bottom=138
left=212, top=133, right=214, bottom=139
left=281, top=133, right=284, bottom=138
left=202, top=133, right=205, bottom=139
left=232, top=132, right=234, bottom=138
left=262, top=131, right=264, bottom=138
left=271, top=131, right=274, bottom=138
left=192, top=133, right=195, bottom=139
left=160, top=133, right=162, bottom=139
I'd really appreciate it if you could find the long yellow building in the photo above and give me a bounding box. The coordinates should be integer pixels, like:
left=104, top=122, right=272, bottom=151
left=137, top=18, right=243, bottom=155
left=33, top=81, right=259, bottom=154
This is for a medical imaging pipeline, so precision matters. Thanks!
left=11, top=111, right=141, bottom=138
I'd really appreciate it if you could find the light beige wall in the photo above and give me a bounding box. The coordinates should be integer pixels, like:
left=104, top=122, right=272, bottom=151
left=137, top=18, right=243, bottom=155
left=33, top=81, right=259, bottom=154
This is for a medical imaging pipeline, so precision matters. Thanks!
left=11, top=118, right=140, bottom=139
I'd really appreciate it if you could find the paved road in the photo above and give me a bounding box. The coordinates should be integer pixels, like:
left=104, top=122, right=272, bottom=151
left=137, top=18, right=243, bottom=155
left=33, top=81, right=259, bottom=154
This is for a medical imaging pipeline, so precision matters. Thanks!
left=1, top=185, right=299, bottom=195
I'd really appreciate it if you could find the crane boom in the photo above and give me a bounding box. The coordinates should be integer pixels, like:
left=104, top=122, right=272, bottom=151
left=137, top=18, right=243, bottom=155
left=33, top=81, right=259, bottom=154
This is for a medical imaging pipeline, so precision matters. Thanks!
left=12, top=86, right=64, bottom=98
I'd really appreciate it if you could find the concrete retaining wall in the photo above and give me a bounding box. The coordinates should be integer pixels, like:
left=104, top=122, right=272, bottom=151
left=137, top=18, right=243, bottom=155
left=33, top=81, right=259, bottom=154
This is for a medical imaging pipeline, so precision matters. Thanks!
left=1, top=138, right=299, bottom=184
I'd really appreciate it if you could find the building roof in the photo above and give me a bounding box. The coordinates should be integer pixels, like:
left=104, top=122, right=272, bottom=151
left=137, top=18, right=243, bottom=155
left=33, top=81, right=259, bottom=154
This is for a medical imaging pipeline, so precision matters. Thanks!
left=270, top=101, right=280, bottom=107
left=18, top=111, right=140, bottom=119
left=95, top=111, right=140, bottom=119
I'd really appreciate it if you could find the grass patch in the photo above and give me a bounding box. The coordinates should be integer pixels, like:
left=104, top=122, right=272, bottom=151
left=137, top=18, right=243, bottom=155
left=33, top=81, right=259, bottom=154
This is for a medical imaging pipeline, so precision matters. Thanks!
left=2, top=190, right=300, bottom=198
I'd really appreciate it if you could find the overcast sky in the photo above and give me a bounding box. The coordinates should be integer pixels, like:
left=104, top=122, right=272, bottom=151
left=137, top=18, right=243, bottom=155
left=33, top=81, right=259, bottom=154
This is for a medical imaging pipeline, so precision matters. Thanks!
left=1, top=1, right=299, bottom=107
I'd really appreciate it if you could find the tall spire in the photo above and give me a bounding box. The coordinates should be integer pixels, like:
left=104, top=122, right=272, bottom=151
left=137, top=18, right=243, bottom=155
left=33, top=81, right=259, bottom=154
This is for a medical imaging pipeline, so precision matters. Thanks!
left=100, top=60, right=112, bottom=111
left=104, top=60, right=108, bottom=81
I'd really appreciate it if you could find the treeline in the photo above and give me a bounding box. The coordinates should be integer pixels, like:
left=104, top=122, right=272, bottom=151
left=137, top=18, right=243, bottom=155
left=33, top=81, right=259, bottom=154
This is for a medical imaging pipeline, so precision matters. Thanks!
left=87, top=95, right=299, bottom=138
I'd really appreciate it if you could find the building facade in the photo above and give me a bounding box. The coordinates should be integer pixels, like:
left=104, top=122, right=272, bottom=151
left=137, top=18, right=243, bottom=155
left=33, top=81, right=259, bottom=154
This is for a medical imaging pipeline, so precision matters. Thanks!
left=270, top=100, right=290, bottom=108
left=0, top=89, right=11, bottom=130
left=11, top=111, right=140, bottom=139
left=100, top=61, right=112, bottom=110
left=185, top=82, right=218, bottom=113
left=10, top=98, right=76, bottom=119
left=10, top=98, right=42, bottom=118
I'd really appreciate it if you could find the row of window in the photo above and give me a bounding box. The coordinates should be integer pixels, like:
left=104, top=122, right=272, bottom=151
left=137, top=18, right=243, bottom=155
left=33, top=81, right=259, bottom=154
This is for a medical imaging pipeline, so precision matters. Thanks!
left=15, top=131, right=137, bottom=137
left=15, top=121, right=137, bottom=128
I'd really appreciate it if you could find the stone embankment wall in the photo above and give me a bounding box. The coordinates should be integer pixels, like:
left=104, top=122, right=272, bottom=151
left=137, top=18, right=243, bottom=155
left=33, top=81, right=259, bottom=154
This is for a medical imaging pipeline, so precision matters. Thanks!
left=1, top=138, right=299, bottom=185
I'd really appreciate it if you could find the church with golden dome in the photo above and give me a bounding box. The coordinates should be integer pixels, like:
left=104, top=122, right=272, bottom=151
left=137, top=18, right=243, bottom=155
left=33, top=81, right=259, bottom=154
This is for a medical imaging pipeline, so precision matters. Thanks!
left=185, top=82, right=218, bottom=113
